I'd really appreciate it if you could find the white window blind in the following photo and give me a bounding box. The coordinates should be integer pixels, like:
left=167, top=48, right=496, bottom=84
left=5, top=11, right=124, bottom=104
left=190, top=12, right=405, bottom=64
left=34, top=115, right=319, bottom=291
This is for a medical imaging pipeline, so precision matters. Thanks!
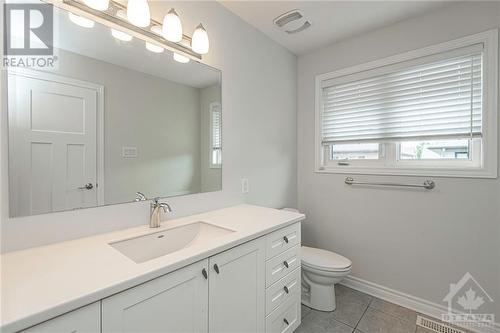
left=210, top=103, right=221, bottom=166
left=321, top=45, right=483, bottom=145
left=211, top=106, right=221, bottom=150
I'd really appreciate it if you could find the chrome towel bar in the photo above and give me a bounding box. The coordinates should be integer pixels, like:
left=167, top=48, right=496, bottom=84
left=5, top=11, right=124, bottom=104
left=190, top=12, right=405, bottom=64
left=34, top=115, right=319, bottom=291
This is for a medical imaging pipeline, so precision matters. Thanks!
left=344, top=177, right=436, bottom=190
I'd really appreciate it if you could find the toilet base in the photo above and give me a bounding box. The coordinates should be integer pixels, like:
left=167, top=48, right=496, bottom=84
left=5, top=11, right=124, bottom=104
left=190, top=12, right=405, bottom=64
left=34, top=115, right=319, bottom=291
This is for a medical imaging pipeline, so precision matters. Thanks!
left=301, top=281, right=337, bottom=312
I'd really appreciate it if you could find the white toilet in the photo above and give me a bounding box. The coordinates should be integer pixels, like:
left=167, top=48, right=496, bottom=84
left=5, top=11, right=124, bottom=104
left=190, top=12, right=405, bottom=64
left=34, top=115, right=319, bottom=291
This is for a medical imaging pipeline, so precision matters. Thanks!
left=301, top=246, right=352, bottom=312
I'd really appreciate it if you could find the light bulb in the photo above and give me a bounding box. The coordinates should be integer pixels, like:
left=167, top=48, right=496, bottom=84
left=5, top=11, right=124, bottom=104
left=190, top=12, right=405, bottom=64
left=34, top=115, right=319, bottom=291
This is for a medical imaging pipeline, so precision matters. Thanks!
left=173, top=53, right=190, bottom=63
left=83, top=0, right=109, bottom=11
left=127, top=0, right=150, bottom=27
left=191, top=23, right=209, bottom=54
left=162, top=8, right=182, bottom=42
left=111, top=28, right=132, bottom=41
left=146, top=42, right=164, bottom=53
left=68, top=13, right=95, bottom=28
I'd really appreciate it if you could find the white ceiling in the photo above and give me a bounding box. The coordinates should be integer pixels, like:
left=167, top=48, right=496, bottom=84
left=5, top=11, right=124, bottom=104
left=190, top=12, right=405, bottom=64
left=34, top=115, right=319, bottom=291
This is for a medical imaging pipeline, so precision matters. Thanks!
left=220, top=1, right=451, bottom=55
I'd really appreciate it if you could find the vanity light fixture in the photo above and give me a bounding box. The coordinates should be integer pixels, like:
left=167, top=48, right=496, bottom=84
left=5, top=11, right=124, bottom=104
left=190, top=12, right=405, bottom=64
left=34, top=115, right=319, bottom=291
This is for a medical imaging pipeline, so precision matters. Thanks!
left=191, top=24, right=209, bottom=54
left=68, top=12, right=95, bottom=28
left=83, top=0, right=108, bottom=11
left=173, top=52, right=190, bottom=63
left=57, top=0, right=209, bottom=59
left=146, top=42, right=164, bottom=53
left=162, top=8, right=182, bottom=43
left=126, top=0, right=150, bottom=27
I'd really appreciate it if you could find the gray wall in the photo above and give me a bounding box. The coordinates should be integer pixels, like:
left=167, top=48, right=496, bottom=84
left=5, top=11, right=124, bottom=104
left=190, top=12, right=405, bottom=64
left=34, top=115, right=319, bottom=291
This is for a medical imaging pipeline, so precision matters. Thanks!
left=297, top=1, right=500, bottom=318
left=0, top=1, right=297, bottom=252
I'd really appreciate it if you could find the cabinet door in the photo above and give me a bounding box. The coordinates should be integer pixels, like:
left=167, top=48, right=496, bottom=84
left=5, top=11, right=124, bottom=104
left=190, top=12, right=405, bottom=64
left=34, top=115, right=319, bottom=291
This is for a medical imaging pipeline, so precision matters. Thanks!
left=20, top=303, right=100, bottom=333
left=209, top=238, right=266, bottom=333
left=102, top=259, right=208, bottom=333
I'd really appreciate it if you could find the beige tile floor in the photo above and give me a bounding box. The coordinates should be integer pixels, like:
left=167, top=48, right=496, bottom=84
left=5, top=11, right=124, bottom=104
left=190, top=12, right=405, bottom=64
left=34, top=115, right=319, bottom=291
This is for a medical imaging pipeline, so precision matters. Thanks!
left=296, top=285, right=473, bottom=333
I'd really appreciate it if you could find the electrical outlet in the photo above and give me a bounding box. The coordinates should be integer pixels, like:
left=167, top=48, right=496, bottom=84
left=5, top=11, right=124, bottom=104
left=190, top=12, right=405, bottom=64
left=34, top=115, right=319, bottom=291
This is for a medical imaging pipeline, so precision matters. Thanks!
left=241, top=178, right=249, bottom=194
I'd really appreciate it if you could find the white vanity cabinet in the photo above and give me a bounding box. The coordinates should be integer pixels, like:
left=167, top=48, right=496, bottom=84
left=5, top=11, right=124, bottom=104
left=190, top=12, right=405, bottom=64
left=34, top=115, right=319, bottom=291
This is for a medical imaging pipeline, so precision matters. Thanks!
left=19, top=303, right=100, bottom=333
left=11, top=220, right=302, bottom=333
left=264, top=223, right=302, bottom=333
left=209, top=237, right=265, bottom=333
left=102, top=259, right=209, bottom=333
left=102, top=237, right=266, bottom=333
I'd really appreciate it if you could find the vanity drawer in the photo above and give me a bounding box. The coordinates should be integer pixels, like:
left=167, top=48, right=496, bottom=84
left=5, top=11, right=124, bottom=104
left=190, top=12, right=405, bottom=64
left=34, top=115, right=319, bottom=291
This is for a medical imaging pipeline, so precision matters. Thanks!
left=266, top=267, right=301, bottom=315
left=19, top=303, right=100, bottom=333
left=266, top=245, right=300, bottom=287
left=266, top=223, right=301, bottom=259
left=265, top=297, right=300, bottom=333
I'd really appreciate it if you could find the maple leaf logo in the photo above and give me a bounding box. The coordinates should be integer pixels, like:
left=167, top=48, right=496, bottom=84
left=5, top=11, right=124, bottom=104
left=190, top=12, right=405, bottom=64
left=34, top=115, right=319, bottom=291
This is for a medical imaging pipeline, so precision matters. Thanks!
left=457, top=288, right=485, bottom=313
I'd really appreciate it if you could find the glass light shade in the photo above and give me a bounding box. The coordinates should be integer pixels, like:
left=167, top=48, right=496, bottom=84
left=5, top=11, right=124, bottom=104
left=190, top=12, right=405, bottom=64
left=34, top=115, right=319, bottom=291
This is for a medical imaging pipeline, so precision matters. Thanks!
left=173, top=53, right=190, bottom=63
left=111, top=28, right=132, bottom=41
left=68, top=13, right=95, bottom=28
left=191, top=23, right=209, bottom=54
left=83, top=0, right=109, bottom=11
left=162, top=8, right=182, bottom=42
left=127, top=0, right=150, bottom=27
left=146, top=42, right=164, bottom=53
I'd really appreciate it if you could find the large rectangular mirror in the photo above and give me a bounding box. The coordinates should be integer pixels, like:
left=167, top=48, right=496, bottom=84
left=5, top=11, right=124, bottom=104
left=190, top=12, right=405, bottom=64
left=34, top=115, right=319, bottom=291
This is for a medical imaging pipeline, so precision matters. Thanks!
left=7, top=5, right=222, bottom=218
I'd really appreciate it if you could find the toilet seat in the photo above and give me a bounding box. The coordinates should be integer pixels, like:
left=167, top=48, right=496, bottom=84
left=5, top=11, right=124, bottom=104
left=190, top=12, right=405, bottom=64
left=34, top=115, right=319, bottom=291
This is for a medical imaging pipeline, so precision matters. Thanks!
left=301, top=246, right=352, bottom=272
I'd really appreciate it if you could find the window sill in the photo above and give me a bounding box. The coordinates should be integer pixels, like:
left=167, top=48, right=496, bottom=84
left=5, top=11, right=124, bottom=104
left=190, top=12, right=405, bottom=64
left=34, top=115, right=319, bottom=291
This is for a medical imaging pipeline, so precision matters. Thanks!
left=315, top=165, right=497, bottom=179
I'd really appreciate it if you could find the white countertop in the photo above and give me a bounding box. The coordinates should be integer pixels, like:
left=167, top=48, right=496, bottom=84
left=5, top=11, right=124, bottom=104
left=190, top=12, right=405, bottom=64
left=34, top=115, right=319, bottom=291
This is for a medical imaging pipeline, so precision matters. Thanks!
left=0, top=204, right=305, bottom=333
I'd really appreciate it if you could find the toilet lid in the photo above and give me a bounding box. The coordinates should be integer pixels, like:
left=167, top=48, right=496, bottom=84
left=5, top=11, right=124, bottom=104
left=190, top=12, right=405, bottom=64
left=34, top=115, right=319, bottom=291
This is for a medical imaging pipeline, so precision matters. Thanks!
left=301, top=246, right=352, bottom=271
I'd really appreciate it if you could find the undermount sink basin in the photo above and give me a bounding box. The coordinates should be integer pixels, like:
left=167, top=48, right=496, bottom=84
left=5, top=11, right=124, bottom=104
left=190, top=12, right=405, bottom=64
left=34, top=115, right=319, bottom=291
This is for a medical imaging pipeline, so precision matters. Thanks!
left=110, top=222, right=235, bottom=263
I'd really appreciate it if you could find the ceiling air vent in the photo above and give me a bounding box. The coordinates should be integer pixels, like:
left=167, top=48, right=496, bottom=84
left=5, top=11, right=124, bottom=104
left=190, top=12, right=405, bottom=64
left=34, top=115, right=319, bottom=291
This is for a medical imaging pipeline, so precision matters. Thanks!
left=416, top=315, right=466, bottom=333
left=273, top=9, right=311, bottom=34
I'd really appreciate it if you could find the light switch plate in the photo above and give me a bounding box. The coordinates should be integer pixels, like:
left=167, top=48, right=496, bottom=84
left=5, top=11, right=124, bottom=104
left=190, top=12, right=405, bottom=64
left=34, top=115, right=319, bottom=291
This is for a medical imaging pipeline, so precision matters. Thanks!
left=122, top=146, right=138, bottom=158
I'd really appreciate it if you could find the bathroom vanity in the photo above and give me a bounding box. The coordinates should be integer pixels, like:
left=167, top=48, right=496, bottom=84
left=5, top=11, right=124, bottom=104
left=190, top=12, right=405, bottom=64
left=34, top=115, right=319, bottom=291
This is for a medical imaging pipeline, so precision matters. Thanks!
left=1, top=205, right=304, bottom=333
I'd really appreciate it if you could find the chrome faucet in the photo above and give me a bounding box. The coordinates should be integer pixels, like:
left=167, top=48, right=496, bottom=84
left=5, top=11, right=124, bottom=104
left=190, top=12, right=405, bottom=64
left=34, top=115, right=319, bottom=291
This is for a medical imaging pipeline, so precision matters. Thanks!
left=150, top=197, right=172, bottom=228
left=135, top=191, right=147, bottom=202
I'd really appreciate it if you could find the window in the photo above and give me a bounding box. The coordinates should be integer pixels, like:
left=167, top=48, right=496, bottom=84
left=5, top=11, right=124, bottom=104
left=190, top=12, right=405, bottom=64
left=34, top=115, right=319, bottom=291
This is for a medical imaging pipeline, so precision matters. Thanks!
left=315, top=30, right=498, bottom=178
left=210, top=102, right=222, bottom=168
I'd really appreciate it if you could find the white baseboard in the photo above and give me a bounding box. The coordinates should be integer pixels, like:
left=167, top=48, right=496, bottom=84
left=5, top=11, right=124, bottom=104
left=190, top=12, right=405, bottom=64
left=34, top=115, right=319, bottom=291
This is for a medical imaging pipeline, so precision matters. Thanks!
left=341, top=275, right=500, bottom=333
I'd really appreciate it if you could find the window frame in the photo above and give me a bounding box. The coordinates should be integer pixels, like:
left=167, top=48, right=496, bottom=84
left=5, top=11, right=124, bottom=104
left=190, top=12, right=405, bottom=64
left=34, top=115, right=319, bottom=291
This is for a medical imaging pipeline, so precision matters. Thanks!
left=315, top=29, right=498, bottom=178
left=209, top=102, right=222, bottom=169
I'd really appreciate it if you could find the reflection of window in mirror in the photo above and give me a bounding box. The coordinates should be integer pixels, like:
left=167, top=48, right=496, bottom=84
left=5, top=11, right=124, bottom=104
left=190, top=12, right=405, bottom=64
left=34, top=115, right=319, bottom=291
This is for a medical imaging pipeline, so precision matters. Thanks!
left=210, top=102, right=222, bottom=168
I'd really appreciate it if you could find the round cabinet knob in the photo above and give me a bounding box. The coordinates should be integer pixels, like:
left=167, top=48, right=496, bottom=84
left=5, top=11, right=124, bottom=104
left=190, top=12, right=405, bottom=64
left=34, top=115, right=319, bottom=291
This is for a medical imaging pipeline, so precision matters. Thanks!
left=283, top=286, right=289, bottom=294
left=202, top=268, right=208, bottom=279
left=283, top=236, right=289, bottom=244
left=283, top=318, right=289, bottom=326
left=213, top=263, right=220, bottom=274
left=283, top=260, right=289, bottom=268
